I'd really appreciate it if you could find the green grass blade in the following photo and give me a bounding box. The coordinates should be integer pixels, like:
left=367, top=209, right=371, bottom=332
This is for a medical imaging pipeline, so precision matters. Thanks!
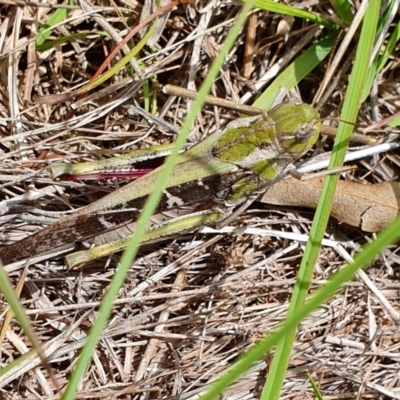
left=362, top=16, right=400, bottom=102
left=253, top=33, right=337, bottom=111
left=77, top=18, right=157, bottom=94
left=36, top=31, right=109, bottom=52
left=308, top=372, right=324, bottom=400
left=0, top=265, right=49, bottom=380
left=60, top=2, right=257, bottom=399
left=261, top=2, right=382, bottom=399
left=36, top=1, right=72, bottom=47
left=198, top=214, right=400, bottom=400
left=249, top=0, right=338, bottom=30
left=330, top=0, right=354, bottom=25
left=376, top=20, right=400, bottom=72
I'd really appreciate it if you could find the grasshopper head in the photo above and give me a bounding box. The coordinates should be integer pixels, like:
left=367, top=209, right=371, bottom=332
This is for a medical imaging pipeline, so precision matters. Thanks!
left=269, top=102, right=321, bottom=158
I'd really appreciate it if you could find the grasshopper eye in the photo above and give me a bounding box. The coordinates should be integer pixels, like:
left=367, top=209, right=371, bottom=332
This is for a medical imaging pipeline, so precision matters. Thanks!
left=295, top=122, right=315, bottom=144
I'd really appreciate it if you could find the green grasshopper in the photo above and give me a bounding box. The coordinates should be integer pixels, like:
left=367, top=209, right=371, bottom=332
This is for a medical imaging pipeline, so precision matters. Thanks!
left=0, top=96, right=320, bottom=269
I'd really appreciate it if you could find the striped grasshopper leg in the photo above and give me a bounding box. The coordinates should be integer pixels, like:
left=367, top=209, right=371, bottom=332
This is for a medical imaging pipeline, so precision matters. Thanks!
left=66, top=210, right=224, bottom=269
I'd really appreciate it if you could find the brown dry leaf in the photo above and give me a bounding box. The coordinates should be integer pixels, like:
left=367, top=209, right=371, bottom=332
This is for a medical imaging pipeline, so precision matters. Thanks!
left=260, top=177, right=400, bottom=232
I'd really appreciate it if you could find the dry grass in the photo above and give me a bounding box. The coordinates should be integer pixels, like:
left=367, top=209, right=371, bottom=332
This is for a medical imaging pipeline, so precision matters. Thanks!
left=0, top=1, right=400, bottom=399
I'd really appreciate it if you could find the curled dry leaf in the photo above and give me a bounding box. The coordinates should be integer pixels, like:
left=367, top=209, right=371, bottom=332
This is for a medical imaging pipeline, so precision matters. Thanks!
left=260, top=177, right=400, bottom=232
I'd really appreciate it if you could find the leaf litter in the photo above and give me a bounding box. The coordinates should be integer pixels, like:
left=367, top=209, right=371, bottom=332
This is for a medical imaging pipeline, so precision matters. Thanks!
left=0, top=1, right=400, bottom=398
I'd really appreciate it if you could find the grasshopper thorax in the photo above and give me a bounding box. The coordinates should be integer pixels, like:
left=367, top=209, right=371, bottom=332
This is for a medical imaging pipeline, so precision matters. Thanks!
left=210, top=101, right=321, bottom=181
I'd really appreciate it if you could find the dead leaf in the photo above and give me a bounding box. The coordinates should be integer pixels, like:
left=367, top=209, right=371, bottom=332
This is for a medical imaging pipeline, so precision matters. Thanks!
left=260, top=177, right=400, bottom=232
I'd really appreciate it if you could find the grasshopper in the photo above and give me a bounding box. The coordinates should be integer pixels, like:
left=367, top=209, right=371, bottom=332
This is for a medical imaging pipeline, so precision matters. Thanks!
left=0, top=97, right=320, bottom=269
